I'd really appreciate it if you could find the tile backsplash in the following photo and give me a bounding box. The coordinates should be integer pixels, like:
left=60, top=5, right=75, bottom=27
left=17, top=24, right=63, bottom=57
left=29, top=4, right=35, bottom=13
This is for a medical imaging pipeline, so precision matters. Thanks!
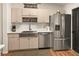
left=11, top=23, right=49, bottom=32
left=16, top=23, right=29, bottom=32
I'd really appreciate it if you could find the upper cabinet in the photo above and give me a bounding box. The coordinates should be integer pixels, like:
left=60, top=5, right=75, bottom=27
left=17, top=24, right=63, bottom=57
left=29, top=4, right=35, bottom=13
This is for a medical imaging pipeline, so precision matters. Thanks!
left=11, top=5, right=50, bottom=23
left=37, top=9, right=49, bottom=23
left=11, top=8, right=22, bottom=23
left=22, top=9, right=49, bottom=23
left=22, top=8, right=38, bottom=17
left=8, top=33, right=19, bottom=50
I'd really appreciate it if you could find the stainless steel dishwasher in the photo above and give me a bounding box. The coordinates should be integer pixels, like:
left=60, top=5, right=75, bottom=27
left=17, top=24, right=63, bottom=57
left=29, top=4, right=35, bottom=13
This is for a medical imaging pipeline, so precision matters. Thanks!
left=38, top=32, right=50, bottom=49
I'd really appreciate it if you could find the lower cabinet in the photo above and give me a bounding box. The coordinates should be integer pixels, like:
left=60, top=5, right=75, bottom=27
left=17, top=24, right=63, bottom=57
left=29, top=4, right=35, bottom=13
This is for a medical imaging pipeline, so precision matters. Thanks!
left=8, top=34, right=38, bottom=51
left=29, top=37, right=38, bottom=49
left=20, top=37, right=29, bottom=49
left=8, top=37, right=19, bottom=50
left=20, top=37, right=38, bottom=49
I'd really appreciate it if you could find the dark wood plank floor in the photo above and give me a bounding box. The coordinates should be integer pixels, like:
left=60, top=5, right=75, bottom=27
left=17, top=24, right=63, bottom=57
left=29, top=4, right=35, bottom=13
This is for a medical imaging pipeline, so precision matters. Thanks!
left=48, top=49, right=79, bottom=56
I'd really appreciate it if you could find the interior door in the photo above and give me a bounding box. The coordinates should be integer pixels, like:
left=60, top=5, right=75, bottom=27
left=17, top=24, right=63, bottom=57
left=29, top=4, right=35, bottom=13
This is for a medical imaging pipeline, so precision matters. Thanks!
left=72, top=9, right=77, bottom=49
left=72, top=8, right=79, bottom=51
left=76, top=9, right=79, bottom=49
left=65, top=14, right=71, bottom=49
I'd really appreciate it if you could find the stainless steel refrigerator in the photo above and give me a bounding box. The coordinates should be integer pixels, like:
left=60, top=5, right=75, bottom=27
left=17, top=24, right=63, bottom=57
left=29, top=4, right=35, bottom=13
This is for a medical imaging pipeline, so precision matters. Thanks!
left=49, top=11, right=71, bottom=50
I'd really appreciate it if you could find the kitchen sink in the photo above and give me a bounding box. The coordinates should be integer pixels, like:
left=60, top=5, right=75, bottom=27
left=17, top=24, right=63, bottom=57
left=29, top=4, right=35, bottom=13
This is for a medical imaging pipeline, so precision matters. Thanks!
left=21, top=31, right=37, bottom=33
left=19, top=31, right=37, bottom=37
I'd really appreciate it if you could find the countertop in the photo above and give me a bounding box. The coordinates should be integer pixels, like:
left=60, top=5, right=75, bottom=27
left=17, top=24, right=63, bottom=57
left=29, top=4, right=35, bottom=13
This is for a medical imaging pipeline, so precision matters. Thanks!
left=7, top=30, right=53, bottom=34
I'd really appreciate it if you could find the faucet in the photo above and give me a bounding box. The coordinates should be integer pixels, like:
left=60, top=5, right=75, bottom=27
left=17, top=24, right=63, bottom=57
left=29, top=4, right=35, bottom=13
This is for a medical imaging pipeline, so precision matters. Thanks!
left=29, top=24, right=31, bottom=31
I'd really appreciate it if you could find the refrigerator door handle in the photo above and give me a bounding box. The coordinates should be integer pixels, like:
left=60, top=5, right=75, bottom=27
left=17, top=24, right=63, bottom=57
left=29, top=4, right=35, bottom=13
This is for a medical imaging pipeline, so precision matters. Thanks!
left=72, top=30, right=75, bottom=33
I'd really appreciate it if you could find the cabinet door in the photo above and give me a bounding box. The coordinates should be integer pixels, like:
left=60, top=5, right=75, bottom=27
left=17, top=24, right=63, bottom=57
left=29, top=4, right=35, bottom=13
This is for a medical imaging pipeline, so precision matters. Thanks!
left=22, top=8, right=38, bottom=16
left=22, top=8, right=31, bottom=16
left=8, top=37, right=19, bottom=50
left=11, top=8, right=22, bottom=23
left=38, top=9, right=49, bottom=23
left=30, top=9, right=38, bottom=16
left=20, top=37, right=29, bottom=49
left=30, top=37, right=38, bottom=49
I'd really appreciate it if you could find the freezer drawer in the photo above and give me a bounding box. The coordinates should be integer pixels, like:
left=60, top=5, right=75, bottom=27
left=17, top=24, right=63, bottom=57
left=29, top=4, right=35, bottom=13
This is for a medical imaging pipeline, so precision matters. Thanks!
left=53, top=38, right=70, bottom=50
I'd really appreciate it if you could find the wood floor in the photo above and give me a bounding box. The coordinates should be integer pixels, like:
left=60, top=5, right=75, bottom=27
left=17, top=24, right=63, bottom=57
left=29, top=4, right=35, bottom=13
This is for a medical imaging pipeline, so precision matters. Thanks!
left=2, top=49, right=49, bottom=56
left=2, top=49, right=79, bottom=56
left=48, top=49, right=79, bottom=56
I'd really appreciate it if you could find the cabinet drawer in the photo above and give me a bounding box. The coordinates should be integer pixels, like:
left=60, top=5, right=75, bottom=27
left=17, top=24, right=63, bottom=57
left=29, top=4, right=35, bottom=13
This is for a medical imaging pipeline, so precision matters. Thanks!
left=53, top=38, right=70, bottom=50
left=8, top=34, right=19, bottom=38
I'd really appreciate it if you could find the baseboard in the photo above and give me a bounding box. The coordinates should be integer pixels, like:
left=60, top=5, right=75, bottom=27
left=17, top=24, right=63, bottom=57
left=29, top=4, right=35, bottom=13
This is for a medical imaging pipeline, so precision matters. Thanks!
left=2, top=51, right=8, bottom=54
left=8, top=49, right=39, bottom=52
left=39, top=47, right=50, bottom=49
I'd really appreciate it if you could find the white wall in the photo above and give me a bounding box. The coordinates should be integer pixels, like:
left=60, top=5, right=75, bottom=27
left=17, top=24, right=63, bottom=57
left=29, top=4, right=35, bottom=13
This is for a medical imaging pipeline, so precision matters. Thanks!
left=2, top=3, right=11, bottom=54
left=63, top=3, right=79, bottom=49
left=63, top=3, right=79, bottom=14
left=0, top=4, right=3, bottom=44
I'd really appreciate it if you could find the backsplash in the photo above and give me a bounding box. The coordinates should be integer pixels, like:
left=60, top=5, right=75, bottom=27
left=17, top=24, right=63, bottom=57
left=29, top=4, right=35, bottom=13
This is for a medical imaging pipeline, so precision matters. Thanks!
left=10, top=23, right=50, bottom=32
left=16, top=23, right=29, bottom=32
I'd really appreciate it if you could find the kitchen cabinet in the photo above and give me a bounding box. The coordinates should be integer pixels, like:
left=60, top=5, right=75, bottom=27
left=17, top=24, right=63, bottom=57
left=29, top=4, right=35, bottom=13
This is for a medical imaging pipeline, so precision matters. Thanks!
left=37, top=9, right=49, bottom=23
left=8, top=38, right=19, bottom=50
left=20, top=36, right=38, bottom=49
left=22, top=9, right=49, bottom=23
left=8, top=33, right=19, bottom=50
left=22, top=8, right=38, bottom=16
left=20, top=37, right=29, bottom=49
left=30, top=37, right=38, bottom=49
left=22, top=8, right=31, bottom=16
left=11, top=8, right=22, bottom=23
left=8, top=33, right=38, bottom=50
